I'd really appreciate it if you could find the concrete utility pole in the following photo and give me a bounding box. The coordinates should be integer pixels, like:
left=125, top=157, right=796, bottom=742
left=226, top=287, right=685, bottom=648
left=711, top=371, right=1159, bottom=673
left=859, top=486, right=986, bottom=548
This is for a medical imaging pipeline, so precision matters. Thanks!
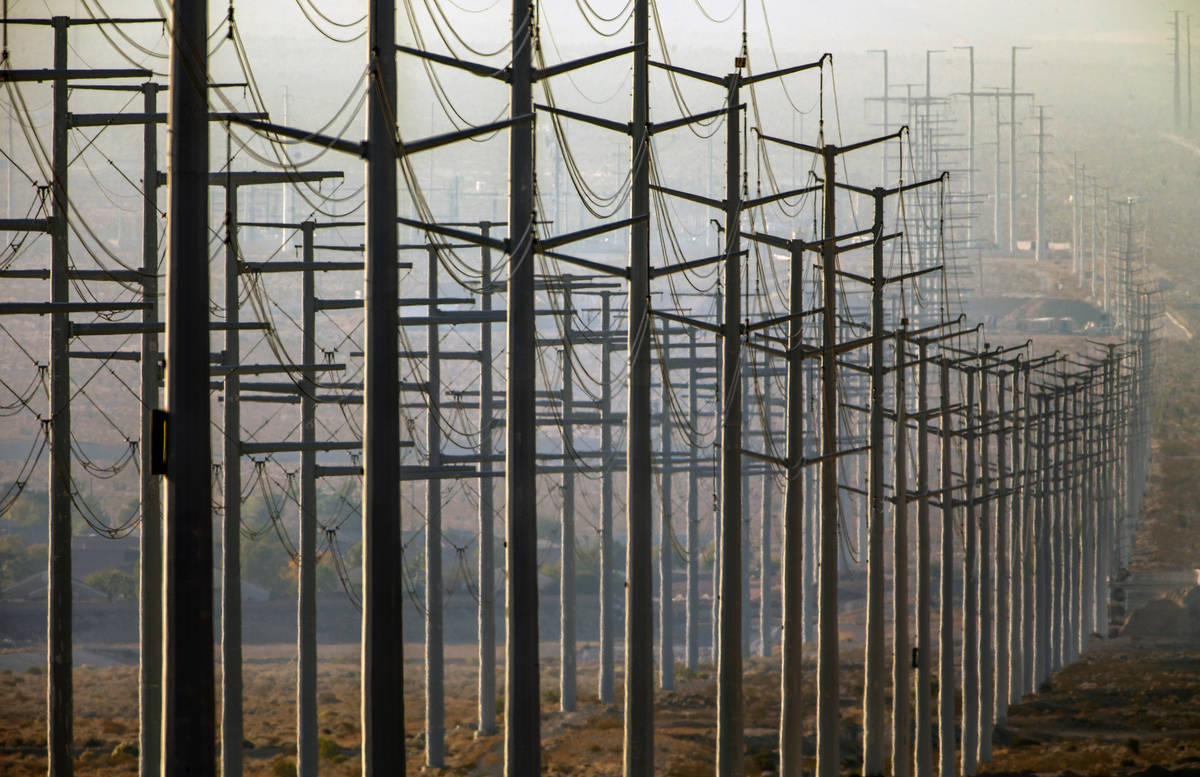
left=956, top=46, right=976, bottom=246
left=1075, top=157, right=1084, bottom=275
left=979, top=363, right=994, bottom=765
left=506, top=0, right=538, bottom=772
left=938, top=359, right=956, bottom=777
left=297, top=221, right=317, bottom=777
left=779, top=239, right=805, bottom=777
left=759, top=369, right=775, bottom=659
left=660, top=325, right=675, bottom=690
left=996, top=364, right=1011, bottom=721
left=1033, top=391, right=1050, bottom=688
left=221, top=170, right=244, bottom=777
left=716, top=66, right=744, bottom=777
left=478, top=226, right=498, bottom=732
left=1021, top=364, right=1036, bottom=695
left=597, top=293, right=616, bottom=702
left=863, top=189, right=888, bottom=777
left=162, top=0, right=215, bottom=772
left=993, top=88, right=1003, bottom=249
left=1034, top=107, right=1047, bottom=261
left=48, top=20, right=73, bottom=776
left=361, top=0, right=405, bottom=771
left=685, top=328, right=702, bottom=671
left=913, top=338, right=932, bottom=777
left=962, top=366, right=978, bottom=777
left=1174, top=11, right=1183, bottom=130
left=1053, top=388, right=1066, bottom=672
left=427, top=245, right=446, bottom=766
left=817, top=142, right=840, bottom=777
left=139, top=80, right=162, bottom=777
left=891, top=326, right=910, bottom=777
left=626, top=0, right=653, bottom=773
left=561, top=289, right=579, bottom=708
left=868, top=48, right=889, bottom=178
left=1009, top=47, right=1029, bottom=253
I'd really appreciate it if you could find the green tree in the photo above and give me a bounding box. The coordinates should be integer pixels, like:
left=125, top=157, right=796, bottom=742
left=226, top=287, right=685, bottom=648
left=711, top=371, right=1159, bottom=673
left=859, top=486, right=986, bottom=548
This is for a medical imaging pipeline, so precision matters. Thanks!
left=85, top=568, right=137, bottom=600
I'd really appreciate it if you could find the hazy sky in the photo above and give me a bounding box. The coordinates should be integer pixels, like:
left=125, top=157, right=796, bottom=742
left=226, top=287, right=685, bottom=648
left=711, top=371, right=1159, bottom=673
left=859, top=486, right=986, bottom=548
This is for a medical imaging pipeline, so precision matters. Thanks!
left=4, top=0, right=1185, bottom=52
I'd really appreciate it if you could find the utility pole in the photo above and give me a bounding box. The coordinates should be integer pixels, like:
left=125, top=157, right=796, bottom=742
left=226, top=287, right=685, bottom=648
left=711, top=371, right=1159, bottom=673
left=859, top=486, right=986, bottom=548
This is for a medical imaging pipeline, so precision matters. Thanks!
left=993, top=88, right=1003, bottom=249
left=685, top=327, right=702, bottom=671
left=716, top=65, right=744, bottom=777
left=962, top=366, right=978, bottom=777
left=758, top=368, right=775, bottom=659
left=660, top=324, right=675, bottom=690
left=297, top=221, right=317, bottom=777
left=979, top=361, right=994, bottom=765
left=506, top=0, right=538, bottom=771
left=361, top=0, right=404, bottom=771
left=221, top=169, right=244, bottom=777
left=913, top=337, right=932, bottom=777
left=561, top=289, right=579, bottom=708
left=427, top=244, right=446, bottom=766
left=626, top=0, right=653, bottom=773
left=891, top=325, right=910, bottom=777
left=868, top=49, right=889, bottom=179
left=817, top=142, right=840, bottom=777
left=48, top=19, right=74, bottom=776
left=163, top=0, right=215, bottom=772
left=956, top=46, right=976, bottom=246
left=598, top=292, right=617, bottom=702
left=1034, top=107, right=1047, bottom=262
left=938, top=359, right=956, bottom=777
left=1009, top=47, right=1029, bottom=253
left=995, top=362, right=1011, bottom=722
left=863, top=189, right=888, bottom=777
left=1020, top=364, right=1035, bottom=695
left=139, top=80, right=162, bottom=777
left=478, top=225, right=498, bottom=733
left=780, top=238, right=805, bottom=777
left=1075, top=155, right=1084, bottom=278
left=1174, top=11, right=1183, bottom=130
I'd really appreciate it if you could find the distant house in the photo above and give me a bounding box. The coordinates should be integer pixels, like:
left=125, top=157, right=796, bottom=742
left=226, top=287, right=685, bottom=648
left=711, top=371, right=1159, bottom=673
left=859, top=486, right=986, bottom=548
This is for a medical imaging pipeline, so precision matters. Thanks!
left=1, top=571, right=110, bottom=603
